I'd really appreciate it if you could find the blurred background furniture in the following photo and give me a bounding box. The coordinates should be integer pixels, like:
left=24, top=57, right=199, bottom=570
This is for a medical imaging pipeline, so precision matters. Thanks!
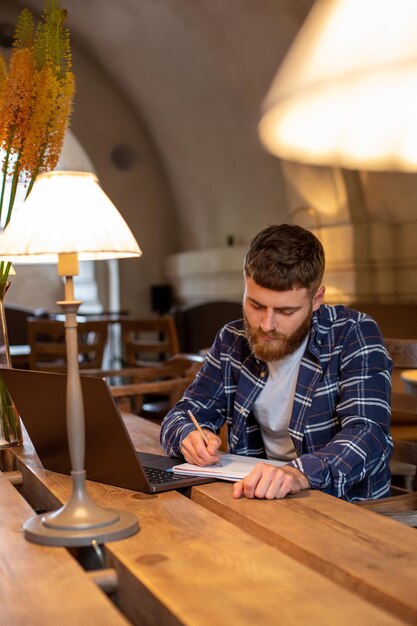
left=385, top=338, right=417, bottom=395
left=171, top=300, right=242, bottom=354
left=350, top=304, right=417, bottom=340
left=5, top=304, right=47, bottom=368
left=378, top=337, right=417, bottom=493
left=27, top=318, right=108, bottom=372
left=385, top=338, right=417, bottom=441
left=120, top=315, right=180, bottom=367
left=357, top=439, right=417, bottom=527
left=110, top=376, right=194, bottom=422
left=83, top=353, right=204, bottom=422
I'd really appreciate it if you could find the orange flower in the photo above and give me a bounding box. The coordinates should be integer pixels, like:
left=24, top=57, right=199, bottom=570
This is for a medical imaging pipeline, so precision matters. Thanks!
left=0, top=48, right=36, bottom=160
left=44, top=71, right=75, bottom=171
left=20, top=68, right=75, bottom=175
left=0, top=0, right=75, bottom=280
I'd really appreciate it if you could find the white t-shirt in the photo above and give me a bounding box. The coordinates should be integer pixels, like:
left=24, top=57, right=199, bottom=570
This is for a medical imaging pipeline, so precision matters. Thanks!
left=252, top=337, right=308, bottom=461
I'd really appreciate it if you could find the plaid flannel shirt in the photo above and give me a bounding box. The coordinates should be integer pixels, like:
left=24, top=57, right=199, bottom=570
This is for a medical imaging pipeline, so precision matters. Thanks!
left=160, top=305, right=393, bottom=501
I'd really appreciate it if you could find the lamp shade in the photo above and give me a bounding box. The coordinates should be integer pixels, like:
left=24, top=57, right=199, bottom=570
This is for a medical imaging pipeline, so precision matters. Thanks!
left=0, top=171, right=142, bottom=263
left=259, top=0, right=417, bottom=171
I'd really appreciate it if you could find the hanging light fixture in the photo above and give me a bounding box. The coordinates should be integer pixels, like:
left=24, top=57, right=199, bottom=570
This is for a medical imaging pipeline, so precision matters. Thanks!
left=259, top=0, right=417, bottom=171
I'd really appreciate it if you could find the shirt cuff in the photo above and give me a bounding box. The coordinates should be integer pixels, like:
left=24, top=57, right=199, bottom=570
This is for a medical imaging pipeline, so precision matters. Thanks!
left=288, top=455, right=328, bottom=490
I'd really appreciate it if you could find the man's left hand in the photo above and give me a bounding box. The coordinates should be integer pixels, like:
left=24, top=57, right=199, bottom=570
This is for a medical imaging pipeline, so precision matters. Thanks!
left=232, top=462, right=310, bottom=500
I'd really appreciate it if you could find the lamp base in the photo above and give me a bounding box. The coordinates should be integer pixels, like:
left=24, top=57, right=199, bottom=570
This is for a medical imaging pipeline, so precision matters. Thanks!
left=23, top=470, right=139, bottom=547
left=24, top=509, right=139, bottom=547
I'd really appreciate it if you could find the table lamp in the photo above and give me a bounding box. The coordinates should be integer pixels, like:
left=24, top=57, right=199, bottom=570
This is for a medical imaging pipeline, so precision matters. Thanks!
left=259, top=0, right=417, bottom=171
left=0, top=170, right=141, bottom=546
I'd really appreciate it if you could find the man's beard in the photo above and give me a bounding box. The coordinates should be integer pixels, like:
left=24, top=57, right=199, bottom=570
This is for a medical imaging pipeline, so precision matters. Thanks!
left=243, top=306, right=312, bottom=362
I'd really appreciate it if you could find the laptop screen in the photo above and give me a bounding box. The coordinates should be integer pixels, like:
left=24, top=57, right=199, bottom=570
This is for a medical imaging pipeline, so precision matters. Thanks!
left=1, top=367, right=214, bottom=493
left=1, top=368, right=151, bottom=491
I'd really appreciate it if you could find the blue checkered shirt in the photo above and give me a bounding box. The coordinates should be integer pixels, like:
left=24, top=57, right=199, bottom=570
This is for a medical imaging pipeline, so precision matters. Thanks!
left=160, top=305, right=393, bottom=501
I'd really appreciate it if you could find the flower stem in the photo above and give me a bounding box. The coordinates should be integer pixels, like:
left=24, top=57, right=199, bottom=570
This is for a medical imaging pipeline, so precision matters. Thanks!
left=5, top=154, right=22, bottom=228
left=0, top=129, right=15, bottom=225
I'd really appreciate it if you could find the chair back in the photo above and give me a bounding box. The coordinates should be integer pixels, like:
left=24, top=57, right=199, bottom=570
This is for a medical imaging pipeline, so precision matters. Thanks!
left=120, top=315, right=180, bottom=367
left=385, top=338, right=417, bottom=369
left=27, top=318, right=108, bottom=372
left=350, top=304, right=417, bottom=339
left=94, top=353, right=204, bottom=419
left=392, top=439, right=417, bottom=491
left=171, top=300, right=242, bottom=353
left=385, top=337, right=417, bottom=444
left=5, top=305, right=47, bottom=346
left=384, top=337, right=417, bottom=396
left=4, top=305, right=48, bottom=368
left=110, top=376, right=194, bottom=415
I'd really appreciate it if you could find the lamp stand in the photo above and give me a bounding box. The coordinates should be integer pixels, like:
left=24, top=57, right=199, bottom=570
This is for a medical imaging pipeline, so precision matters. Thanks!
left=24, top=255, right=139, bottom=546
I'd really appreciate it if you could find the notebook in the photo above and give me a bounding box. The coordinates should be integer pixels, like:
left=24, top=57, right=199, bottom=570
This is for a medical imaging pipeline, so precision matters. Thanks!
left=172, top=454, right=285, bottom=481
left=0, top=367, right=214, bottom=494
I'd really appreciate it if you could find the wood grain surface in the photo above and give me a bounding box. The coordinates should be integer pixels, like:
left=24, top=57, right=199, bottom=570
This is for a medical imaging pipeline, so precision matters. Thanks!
left=0, top=469, right=128, bottom=626
left=192, top=481, right=417, bottom=624
left=10, top=455, right=404, bottom=626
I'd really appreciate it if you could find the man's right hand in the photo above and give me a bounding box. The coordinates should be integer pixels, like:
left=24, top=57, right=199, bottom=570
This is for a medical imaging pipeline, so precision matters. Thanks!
left=180, top=429, right=222, bottom=466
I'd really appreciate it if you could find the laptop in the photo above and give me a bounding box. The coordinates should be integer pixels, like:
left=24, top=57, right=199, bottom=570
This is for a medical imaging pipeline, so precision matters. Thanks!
left=0, top=368, right=214, bottom=493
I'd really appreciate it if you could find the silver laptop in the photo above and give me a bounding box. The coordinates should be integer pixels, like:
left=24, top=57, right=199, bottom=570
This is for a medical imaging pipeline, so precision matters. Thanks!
left=0, top=368, right=214, bottom=493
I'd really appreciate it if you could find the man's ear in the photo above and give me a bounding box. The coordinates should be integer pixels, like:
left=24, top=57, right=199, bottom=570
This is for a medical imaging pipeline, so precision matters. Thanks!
left=312, top=286, right=325, bottom=311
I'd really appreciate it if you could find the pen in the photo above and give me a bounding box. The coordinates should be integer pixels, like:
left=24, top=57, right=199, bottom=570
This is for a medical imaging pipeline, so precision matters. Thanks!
left=187, top=410, right=222, bottom=467
left=187, top=410, right=209, bottom=444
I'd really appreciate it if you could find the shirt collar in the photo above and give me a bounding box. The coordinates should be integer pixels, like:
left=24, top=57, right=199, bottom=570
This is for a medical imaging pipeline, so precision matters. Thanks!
left=308, top=305, right=333, bottom=359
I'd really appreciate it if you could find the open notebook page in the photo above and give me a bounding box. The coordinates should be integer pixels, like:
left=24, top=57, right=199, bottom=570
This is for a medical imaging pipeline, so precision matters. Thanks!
left=171, top=453, right=286, bottom=482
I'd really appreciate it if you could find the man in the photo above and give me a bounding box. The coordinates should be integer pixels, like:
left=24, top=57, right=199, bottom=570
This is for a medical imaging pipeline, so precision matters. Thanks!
left=160, top=224, right=392, bottom=502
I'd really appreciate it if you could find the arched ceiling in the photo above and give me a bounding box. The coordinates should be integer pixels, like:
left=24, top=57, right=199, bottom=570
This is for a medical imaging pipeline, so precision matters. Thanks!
left=5, top=1, right=417, bottom=309
left=6, top=1, right=417, bottom=235
left=15, top=0, right=314, bottom=249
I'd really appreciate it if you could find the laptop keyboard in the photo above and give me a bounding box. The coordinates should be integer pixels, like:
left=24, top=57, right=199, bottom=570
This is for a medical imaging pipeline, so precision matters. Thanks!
left=143, top=465, right=189, bottom=484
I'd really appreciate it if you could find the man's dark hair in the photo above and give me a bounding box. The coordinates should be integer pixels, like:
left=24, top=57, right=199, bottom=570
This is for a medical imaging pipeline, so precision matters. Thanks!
left=244, top=224, right=325, bottom=293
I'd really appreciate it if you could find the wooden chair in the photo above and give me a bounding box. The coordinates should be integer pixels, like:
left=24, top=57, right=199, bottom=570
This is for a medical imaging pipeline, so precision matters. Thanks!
left=385, top=338, right=417, bottom=440
left=383, top=338, right=417, bottom=490
left=81, top=353, right=204, bottom=383
left=356, top=439, right=417, bottom=527
left=349, top=303, right=417, bottom=340
left=108, top=355, right=203, bottom=420
left=120, top=315, right=180, bottom=367
left=27, top=318, right=108, bottom=372
left=110, top=376, right=194, bottom=419
left=171, top=300, right=242, bottom=353
left=82, top=353, right=204, bottom=421
left=385, top=338, right=417, bottom=396
left=5, top=305, right=47, bottom=368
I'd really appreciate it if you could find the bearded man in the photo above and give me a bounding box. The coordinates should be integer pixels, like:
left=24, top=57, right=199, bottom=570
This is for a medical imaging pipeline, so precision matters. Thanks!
left=160, top=224, right=393, bottom=501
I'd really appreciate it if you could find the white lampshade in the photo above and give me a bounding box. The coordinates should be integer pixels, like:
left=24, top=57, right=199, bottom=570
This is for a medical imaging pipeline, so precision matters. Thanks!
left=259, top=0, right=417, bottom=171
left=0, top=170, right=141, bottom=263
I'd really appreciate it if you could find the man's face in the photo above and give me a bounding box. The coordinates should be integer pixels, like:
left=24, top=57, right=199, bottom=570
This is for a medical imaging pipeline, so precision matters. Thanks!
left=243, top=276, right=325, bottom=362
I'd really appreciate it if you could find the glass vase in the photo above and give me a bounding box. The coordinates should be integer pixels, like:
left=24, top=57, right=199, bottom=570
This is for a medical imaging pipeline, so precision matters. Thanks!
left=0, top=282, right=23, bottom=448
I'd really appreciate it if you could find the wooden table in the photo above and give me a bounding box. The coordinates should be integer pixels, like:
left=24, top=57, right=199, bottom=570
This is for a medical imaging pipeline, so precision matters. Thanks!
left=192, top=482, right=417, bottom=624
left=0, top=467, right=129, bottom=625
left=0, top=416, right=413, bottom=625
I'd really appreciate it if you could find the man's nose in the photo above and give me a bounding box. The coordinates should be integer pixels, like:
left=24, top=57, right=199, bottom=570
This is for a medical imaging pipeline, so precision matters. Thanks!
left=260, top=310, right=276, bottom=333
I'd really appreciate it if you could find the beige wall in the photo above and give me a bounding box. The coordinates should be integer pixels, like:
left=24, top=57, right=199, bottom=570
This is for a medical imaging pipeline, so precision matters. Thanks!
left=69, top=47, right=179, bottom=316
left=280, top=165, right=417, bottom=304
